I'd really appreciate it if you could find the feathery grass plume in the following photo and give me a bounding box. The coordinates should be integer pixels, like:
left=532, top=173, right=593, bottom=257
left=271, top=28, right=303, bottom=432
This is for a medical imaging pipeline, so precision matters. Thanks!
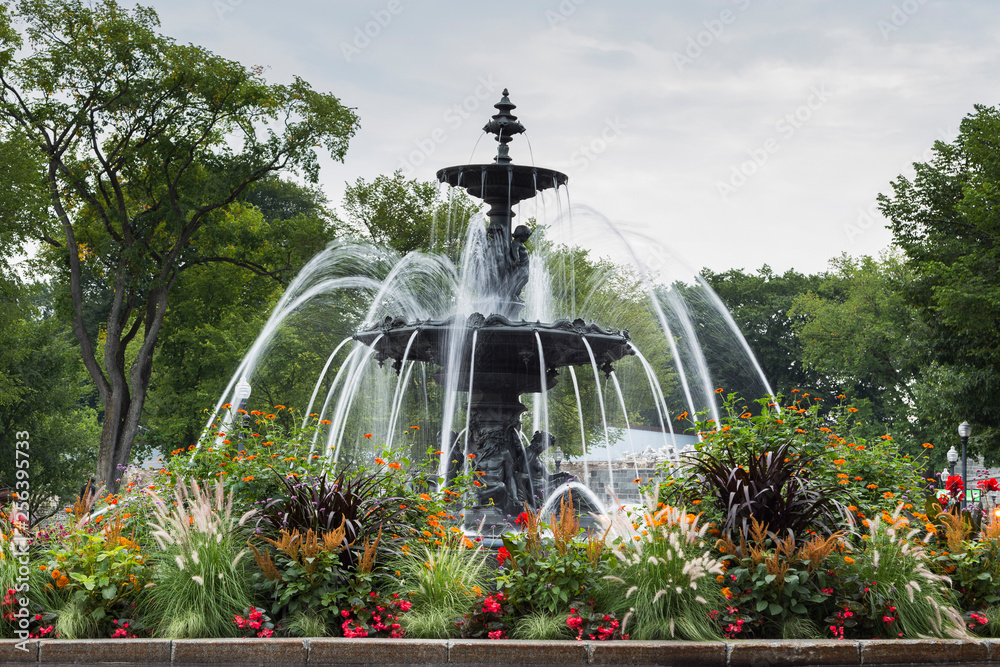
left=937, top=506, right=971, bottom=554
left=145, top=478, right=256, bottom=638
left=392, top=540, right=490, bottom=637
left=552, top=491, right=580, bottom=556
left=847, top=505, right=966, bottom=638
left=598, top=494, right=723, bottom=641
left=357, top=524, right=382, bottom=575
left=980, top=513, right=1000, bottom=541
left=512, top=611, right=573, bottom=640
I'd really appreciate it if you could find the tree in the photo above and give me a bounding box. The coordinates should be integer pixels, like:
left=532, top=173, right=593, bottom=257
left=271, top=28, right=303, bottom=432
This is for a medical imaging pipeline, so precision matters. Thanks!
left=340, top=170, right=482, bottom=260
left=790, top=253, right=928, bottom=445
left=0, top=0, right=359, bottom=491
left=144, top=178, right=344, bottom=450
left=0, top=281, right=101, bottom=524
left=878, top=103, right=1000, bottom=458
left=701, top=265, right=837, bottom=399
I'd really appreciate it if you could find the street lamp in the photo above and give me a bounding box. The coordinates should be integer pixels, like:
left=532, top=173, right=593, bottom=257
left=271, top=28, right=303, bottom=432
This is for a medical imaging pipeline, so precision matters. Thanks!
left=959, top=421, right=972, bottom=510
left=947, top=446, right=958, bottom=478
left=553, top=446, right=563, bottom=473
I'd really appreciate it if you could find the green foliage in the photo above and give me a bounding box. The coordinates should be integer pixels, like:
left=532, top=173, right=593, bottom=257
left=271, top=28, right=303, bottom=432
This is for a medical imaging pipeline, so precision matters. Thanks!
left=701, top=265, right=834, bottom=401
left=717, top=520, right=841, bottom=636
left=0, top=0, right=360, bottom=489
left=145, top=479, right=256, bottom=638
left=0, top=282, right=100, bottom=524
left=879, top=103, right=1000, bottom=458
left=248, top=526, right=354, bottom=626
left=843, top=512, right=964, bottom=638
left=340, top=170, right=481, bottom=260
left=285, top=610, right=328, bottom=637
left=497, top=501, right=612, bottom=615
left=600, top=498, right=723, bottom=641
left=662, top=393, right=933, bottom=535
left=35, top=515, right=150, bottom=638
left=512, top=610, right=573, bottom=640
left=391, top=544, right=488, bottom=615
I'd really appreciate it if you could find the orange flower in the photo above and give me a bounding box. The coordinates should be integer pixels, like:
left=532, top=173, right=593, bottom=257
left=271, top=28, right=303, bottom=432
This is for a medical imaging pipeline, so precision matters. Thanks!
left=676, top=411, right=688, bottom=420
left=843, top=556, right=855, bottom=564
left=467, top=454, right=476, bottom=459
left=740, top=412, right=752, bottom=419
left=847, top=407, right=858, bottom=413
left=94, top=515, right=103, bottom=523
left=866, top=484, right=878, bottom=490
left=375, top=458, right=386, bottom=465
left=56, top=576, right=69, bottom=589
left=222, top=403, right=232, bottom=409
left=410, top=425, right=420, bottom=430
left=833, top=459, right=846, bottom=465
left=856, top=445, right=866, bottom=451
left=265, top=414, right=276, bottom=420
left=419, top=493, right=432, bottom=501
left=880, top=434, right=892, bottom=441
left=922, top=443, right=934, bottom=449
left=320, top=419, right=331, bottom=425
left=364, top=433, right=373, bottom=438
left=388, top=462, right=401, bottom=470
left=243, top=476, right=254, bottom=482
left=274, top=405, right=286, bottom=410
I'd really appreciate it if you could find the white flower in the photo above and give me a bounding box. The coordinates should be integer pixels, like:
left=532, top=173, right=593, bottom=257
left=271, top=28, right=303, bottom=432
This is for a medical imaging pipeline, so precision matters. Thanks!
left=191, top=575, right=204, bottom=586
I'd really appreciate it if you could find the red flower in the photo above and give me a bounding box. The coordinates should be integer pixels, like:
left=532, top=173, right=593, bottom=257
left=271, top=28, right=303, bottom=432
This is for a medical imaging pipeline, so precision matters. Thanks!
left=978, top=478, right=1000, bottom=492
left=496, top=546, right=511, bottom=567
left=514, top=512, right=530, bottom=527
left=946, top=475, right=964, bottom=498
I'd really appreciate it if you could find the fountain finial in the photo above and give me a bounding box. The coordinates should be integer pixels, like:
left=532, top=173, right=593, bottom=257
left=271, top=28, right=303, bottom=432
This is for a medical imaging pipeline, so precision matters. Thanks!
left=483, top=88, right=525, bottom=165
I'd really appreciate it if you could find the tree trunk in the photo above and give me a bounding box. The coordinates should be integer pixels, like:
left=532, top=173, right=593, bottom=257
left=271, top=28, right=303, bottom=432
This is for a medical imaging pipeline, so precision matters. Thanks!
left=94, top=283, right=170, bottom=493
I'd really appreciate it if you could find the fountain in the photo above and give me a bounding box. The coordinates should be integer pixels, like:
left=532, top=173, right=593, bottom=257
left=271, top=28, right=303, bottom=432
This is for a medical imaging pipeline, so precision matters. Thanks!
left=354, top=90, right=635, bottom=529
left=203, top=89, right=774, bottom=534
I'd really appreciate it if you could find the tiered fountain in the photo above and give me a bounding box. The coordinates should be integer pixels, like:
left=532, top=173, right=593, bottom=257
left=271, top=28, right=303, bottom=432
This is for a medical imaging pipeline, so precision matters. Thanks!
left=206, top=89, right=774, bottom=535
left=354, top=90, right=634, bottom=530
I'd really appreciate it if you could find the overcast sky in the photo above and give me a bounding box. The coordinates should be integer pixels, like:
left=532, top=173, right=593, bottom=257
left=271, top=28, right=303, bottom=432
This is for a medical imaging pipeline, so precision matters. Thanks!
left=140, top=0, right=1000, bottom=275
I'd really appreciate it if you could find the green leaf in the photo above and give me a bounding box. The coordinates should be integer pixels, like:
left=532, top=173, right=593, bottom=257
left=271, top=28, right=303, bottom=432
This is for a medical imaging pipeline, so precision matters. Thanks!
left=101, top=584, right=117, bottom=600
left=768, top=603, right=784, bottom=616
left=764, top=573, right=777, bottom=584
left=756, top=599, right=768, bottom=612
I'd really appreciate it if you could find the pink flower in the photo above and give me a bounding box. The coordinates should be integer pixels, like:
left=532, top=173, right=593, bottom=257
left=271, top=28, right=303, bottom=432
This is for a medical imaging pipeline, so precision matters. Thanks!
left=488, top=629, right=505, bottom=639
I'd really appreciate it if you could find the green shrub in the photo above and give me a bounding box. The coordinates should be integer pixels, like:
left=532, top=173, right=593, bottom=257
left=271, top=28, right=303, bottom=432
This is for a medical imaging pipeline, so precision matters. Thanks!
left=145, top=479, right=256, bottom=638
left=600, top=497, right=723, bottom=640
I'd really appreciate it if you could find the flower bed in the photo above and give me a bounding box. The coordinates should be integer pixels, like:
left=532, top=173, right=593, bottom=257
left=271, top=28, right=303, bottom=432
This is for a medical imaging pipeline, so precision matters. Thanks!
left=4, top=397, right=1000, bottom=643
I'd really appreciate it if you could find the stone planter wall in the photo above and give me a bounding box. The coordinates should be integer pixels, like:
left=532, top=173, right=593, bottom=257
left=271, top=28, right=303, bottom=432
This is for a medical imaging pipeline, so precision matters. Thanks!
left=2, top=637, right=1000, bottom=666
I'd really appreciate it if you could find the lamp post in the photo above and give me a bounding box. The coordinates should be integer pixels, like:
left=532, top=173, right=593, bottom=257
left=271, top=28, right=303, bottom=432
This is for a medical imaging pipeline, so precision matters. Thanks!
left=947, top=446, right=958, bottom=478
left=959, top=421, right=972, bottom=510
left=553, top=446, right=563, bottom=473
